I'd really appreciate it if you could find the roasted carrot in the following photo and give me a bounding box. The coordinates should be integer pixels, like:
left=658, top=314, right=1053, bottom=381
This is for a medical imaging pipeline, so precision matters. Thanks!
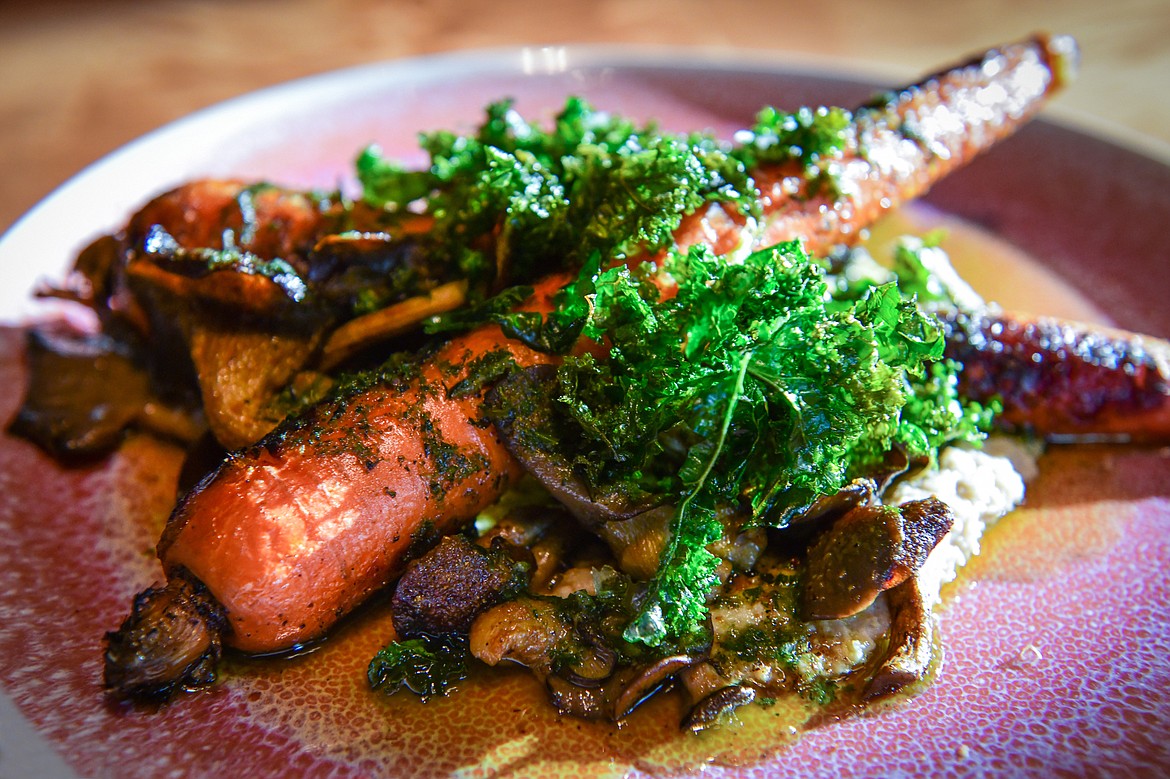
left=675, top=34, right=1078, bottom=259
left=943, top=309, right=1170, bottom=442
left=157, top=275, right=565, bottom=653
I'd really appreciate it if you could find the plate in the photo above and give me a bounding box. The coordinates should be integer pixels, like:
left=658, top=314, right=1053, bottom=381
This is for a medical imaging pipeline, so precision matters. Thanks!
left=1, top=46, right=1169, bottom=779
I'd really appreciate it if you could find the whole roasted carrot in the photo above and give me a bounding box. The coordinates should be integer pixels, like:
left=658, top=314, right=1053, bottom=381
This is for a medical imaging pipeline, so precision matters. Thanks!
left=104, top=35, right=1078, bottom=696
left=161, top=277, right=564, bottom=653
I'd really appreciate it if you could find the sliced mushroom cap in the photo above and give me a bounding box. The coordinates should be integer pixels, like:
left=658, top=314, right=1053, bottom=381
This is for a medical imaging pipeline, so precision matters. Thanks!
left=558, top=640, right=619, bottom=688
left=783, top=449, right=932, bottom=540
left=485, top=365, right=680, bottom=576
left=546, top=674, right=612, bottom=719
left=10, top=327, right=200, bottom=459
left=485, top=365, right=665, bottom=529
left=592, top=505, right=675, bottom=580
left=872, top=446, right=932, bottom=494
left=35, top=233, right=124, bottom=312
left=124, top=252, right=329, bottom=450
left=181, top=318, right=326, bottom=450
left=469, top=596, right=571, bottom=670
left=802, top=497, right=954, bottom=620
left=863, top=576, right=934, bottom=701
left=897, top=497, right=957, bottom=572
left=682, top=684, right=757, bottom=733
left=306, top=227, right=434, bottom=313
left=612, top=654, right=699, bottom=721
left=784, top=478, right=877, bottom=538
left=318, top=280, right=468, bottom=370
left=547, top=649, right=703, bottom=721
left=126, top=254, right=313, bottom=316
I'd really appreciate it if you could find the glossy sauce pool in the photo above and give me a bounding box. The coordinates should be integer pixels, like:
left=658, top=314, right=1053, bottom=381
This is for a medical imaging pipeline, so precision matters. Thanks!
left=0, top=205, right=1162, bottom=778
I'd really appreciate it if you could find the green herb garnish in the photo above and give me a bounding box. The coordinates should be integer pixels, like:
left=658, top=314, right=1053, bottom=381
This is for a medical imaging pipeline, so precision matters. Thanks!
left=733, top=105, right=852, bottom=194
left=368, top=635, right=469, bottom=701
left=353, top=98, right=991, bottom=652
left=504, top=240, right=991, bottom=647
left=355, top=97, right=852, bottom=298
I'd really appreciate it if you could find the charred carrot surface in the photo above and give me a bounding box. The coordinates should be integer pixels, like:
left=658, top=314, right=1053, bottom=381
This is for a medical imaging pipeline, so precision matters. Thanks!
left=674, top=34, right=1078, bottom=259
left=943, top=309, right=1170, bottom=442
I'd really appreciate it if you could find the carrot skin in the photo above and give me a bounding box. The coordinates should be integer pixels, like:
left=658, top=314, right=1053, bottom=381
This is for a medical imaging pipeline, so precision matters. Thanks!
left=160, top=278, right=563, bottom=653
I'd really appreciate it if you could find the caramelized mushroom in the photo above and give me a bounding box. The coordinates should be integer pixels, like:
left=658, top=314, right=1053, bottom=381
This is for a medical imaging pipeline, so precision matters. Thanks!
left=863, top=576, right=935, bottom=700
left=391, top=535, right=527, bottom=639
left=545, top=674, right=611, bottom=719
left=612, top=654, right=699, bottom=720
left=468, top=597, right=570, bottom=669
left=558, top=640, right=618, bottom=688
left=682, top=684, right=757, bottom=732
left=103, top=575, right=226, bottom=699
left=485, top=366, right=664, bottom=528
left=10, top=326, right=203, bottom=459
left=802, top=497, right=954, bottom=620
left=178, top=317, right=325, bottom=450
left=319, top=280, right=468, bottom=370
left=784, top=478, right=877, bottom=538
left=470, top=594, right=705, bottom=722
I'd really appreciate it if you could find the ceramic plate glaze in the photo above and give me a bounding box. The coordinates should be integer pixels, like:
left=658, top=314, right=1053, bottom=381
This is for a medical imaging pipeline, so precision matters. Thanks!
left=1, top=47, right=1168, bottom=779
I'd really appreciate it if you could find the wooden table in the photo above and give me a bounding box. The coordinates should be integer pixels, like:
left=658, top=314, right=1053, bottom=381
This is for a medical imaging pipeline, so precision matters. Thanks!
left=2, top=0, right=1167, bottom=234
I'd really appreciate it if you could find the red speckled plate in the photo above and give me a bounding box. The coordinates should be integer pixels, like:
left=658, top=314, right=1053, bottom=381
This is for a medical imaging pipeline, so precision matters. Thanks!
left=1, top=47, right=1169, bottom=779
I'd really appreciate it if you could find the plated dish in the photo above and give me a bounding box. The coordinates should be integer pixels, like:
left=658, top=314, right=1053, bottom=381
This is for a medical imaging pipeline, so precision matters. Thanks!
left=1, top=44, right=1169, bottom=778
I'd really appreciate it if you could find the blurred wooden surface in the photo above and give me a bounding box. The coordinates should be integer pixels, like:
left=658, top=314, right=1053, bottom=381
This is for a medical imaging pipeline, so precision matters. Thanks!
left=1, top=0, right=1167, bottom=234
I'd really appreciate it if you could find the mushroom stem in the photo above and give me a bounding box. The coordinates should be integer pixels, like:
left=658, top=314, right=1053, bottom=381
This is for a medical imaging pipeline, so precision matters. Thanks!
left=863, top=577, right=934, bottom=701
left=319, top=279, right=468, bottom=370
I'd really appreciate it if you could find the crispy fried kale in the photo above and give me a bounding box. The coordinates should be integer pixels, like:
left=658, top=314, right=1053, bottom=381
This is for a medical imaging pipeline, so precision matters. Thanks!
left=357, top=97, right=992, bottom=654
left=355, top=97, right=853, bottom=300
left=513, top=241, right=991, bottom=646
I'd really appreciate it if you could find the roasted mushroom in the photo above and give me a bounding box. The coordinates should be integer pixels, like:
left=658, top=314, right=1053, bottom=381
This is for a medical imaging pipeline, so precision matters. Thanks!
left=802, top=497, right=954, bottom=620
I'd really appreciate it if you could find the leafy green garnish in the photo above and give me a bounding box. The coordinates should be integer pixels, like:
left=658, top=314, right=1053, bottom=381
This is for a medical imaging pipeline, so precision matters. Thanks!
left=733, top=105, right=852, bottom=192
left=823, top=242, right=998, bottom=470
left=354, top=98, right=992, bottom=652
left=368, top=635, right=469, bottom=701
left=891, top=233, right=986, bottom=312
left=891, top=231, right=950, bottom=303
left=357, top=98, right=748, bottom=292
left=511, top=240, right=989, bottom=647
left=355, top=97, right=853, bottom=298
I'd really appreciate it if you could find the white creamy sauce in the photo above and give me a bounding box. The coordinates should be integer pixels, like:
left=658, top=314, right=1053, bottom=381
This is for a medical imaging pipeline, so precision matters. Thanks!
left=890, top=440, right=1032, bottom=610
